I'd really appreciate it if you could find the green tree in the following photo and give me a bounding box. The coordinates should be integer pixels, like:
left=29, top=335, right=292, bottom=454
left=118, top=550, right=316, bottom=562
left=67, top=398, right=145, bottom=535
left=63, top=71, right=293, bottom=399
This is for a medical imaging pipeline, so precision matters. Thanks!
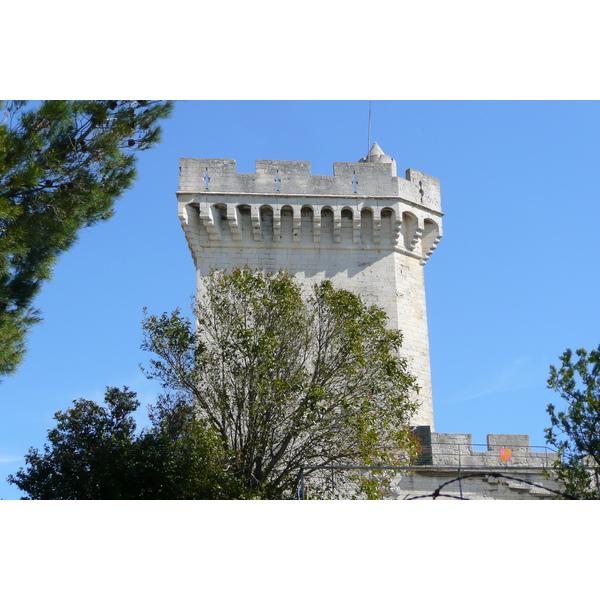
left=8, top=387, right=142, bottom=499
left=141, top=268, right=419, bottom=499
left=0, top=100, right=173, bottom=376
left=546, top=346, right=600, bottom=499
left=136, top=392, right=248, bottom=499
left=7, top=387, right=237, bottom=499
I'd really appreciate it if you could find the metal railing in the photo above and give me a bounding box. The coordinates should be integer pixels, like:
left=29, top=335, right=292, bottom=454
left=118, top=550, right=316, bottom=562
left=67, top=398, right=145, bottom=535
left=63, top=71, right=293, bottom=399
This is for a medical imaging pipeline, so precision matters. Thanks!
left=413, top=440, right=558, bottom=469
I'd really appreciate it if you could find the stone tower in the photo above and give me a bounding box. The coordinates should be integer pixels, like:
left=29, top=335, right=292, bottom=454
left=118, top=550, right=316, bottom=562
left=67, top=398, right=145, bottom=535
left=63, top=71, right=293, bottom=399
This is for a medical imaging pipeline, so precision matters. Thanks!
left=177, top=144, right=443, bottom=428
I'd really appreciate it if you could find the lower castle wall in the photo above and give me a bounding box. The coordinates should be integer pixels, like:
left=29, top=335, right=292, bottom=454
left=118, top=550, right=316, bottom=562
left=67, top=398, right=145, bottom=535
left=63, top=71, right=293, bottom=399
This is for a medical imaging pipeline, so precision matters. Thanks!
left=388, top=469, right=560, bottom=500
left=390, top=430, right=561, bottom=500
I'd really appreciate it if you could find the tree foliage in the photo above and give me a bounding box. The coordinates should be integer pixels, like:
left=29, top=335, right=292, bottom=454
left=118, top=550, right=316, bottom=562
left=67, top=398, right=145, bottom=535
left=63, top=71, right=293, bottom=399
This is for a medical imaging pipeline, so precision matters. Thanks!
left=7, top=387, right=240, bottom=499
left=546, top=346, right=600, bottom=499
left=0, top=100, right=173, bottom=376
left=141, top=268, right=419, bottom=499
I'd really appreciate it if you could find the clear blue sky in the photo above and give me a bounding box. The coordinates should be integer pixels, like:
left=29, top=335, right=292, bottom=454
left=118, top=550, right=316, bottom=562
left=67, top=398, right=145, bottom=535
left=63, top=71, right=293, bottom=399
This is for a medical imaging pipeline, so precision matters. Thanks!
left=1, top=100, right=599, bottom=499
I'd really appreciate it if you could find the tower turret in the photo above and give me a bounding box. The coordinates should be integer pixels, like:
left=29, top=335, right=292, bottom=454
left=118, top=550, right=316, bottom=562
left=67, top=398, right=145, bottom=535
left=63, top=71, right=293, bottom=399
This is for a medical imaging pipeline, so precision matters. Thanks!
left=359, top=142, right=397, bottom=172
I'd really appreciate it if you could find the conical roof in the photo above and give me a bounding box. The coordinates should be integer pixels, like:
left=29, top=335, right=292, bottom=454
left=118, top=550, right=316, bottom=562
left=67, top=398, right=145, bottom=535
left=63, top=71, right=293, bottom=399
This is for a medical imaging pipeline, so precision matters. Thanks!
left=367, top=142, right=385, bottom=158
left=358, top=142, right=396, bottom=174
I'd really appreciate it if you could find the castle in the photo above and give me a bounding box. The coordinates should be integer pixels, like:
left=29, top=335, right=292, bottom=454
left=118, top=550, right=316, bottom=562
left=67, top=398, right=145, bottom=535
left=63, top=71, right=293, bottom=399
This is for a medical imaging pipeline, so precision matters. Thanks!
left=177, top=144, right=560, bottom=499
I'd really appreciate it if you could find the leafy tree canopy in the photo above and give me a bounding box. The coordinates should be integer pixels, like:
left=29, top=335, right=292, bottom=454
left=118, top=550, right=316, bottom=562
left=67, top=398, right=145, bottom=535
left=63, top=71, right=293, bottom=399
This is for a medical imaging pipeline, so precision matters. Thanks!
left=546, top=345, right=600, bottom=499
left=0, top=100, right=174, bottom=376
left=141, top=268, right=420, bottom=499
left=7, top=387, right=241, bottom=499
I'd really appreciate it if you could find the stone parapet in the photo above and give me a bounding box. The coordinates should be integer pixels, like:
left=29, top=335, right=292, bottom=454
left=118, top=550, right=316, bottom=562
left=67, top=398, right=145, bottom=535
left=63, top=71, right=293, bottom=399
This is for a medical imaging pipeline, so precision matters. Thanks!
left=178, top=158, right=442, bottom=214
left=413, top=427, right=557, bottom=470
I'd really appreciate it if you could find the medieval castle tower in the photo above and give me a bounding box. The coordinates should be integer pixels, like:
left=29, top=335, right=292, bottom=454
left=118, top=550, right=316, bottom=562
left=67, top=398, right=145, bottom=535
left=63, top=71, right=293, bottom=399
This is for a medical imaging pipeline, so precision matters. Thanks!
left=177, top=143, right=442, bottom=428
left=177, top=144, right=560, bottom=499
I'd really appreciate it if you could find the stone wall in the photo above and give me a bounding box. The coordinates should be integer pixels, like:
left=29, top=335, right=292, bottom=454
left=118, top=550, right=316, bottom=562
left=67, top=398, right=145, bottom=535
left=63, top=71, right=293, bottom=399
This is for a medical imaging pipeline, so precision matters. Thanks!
left=388, top=429, right=560, bottom=500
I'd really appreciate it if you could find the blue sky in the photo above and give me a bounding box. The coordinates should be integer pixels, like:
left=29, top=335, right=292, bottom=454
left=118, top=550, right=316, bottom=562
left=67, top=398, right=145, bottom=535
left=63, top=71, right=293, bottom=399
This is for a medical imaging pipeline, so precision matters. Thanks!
left=1, top=100, right=599, bottom=499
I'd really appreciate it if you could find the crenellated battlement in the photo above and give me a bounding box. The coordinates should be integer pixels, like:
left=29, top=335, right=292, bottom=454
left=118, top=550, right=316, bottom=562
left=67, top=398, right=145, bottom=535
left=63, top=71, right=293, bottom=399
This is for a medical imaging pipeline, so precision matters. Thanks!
left=413, top=427, right=558, bottom=469
left=178, top=157, right=442, bottom=213
left=177, top=155, right=443, bottom=266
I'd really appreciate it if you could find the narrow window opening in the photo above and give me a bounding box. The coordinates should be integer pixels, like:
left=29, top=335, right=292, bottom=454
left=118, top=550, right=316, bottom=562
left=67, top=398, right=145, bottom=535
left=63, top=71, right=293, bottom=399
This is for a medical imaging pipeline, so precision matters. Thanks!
left=239, top=206, right=253, bottom=241
left=321, top=208, right=334, bottom=244
left=281, top=207, right=293, bottom=242
left=360, top=209, right=373, bottom=244
left=301, top=206, right=313, bottom=243
left=341, top=208, right=353, bottom=243
left=261, top=206, right=274, bottom=243
left=381, top=208, right=393, bottom=244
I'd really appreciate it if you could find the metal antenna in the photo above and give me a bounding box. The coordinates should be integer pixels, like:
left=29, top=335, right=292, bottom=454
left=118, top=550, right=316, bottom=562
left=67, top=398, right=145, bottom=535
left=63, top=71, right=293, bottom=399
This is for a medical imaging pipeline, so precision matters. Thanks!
left=367, top=101, right=372, bottom=162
